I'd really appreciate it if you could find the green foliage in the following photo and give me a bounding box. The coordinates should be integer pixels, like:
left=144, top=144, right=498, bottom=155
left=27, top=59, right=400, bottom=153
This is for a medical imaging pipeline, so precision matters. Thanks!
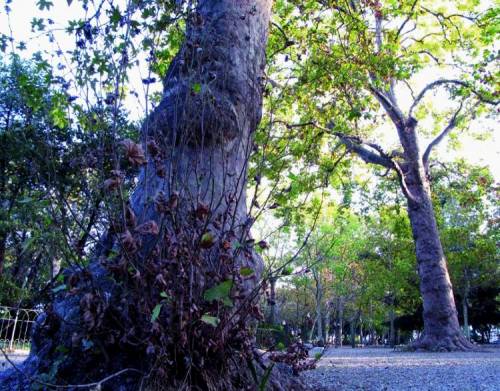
left=203, top=280, right=233, bottom=307
left=0, top=54, right=138, bottom=306
left=259, top=363, right=274, bottom=391
left=200, top=314, right=220, bottom=327
left=151, top=304, right=162, bottom=322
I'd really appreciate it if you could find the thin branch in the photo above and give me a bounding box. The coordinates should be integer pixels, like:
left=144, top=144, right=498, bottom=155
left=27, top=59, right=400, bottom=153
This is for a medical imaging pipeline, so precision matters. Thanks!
left=392, top=160, right=419, bottom=204
left=402, top=79, right=416, bottom=101
left=421, top=5, right=478, bottom=23
left=422, top=101, right=464, bottom=170
left=396, top=0, right=419, bottom=40
left=409, top=79, right=498, bottom=115
left=269, top=22, right=295, bottom=59
left=374, top=10, right=383, bottom=52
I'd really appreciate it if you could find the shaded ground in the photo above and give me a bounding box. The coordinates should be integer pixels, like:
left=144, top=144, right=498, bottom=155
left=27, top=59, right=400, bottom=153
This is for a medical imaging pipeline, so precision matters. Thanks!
left=301, top=346, right=500, bottom=391
left=0, top=350, right=28, bottom=374
left=2, top=346, right=500, bottom=390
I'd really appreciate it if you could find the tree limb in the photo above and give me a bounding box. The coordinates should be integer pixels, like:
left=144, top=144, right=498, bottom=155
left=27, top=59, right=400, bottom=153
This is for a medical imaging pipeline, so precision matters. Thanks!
left=395, top=0, right=419, bottom=40
left=422, top=101, right=464, bottom=170
left=333, top=132, right=394, bottom=169
left=368, top=86, right=406, bottom=128
left=409, top=79, right=498, bottom=115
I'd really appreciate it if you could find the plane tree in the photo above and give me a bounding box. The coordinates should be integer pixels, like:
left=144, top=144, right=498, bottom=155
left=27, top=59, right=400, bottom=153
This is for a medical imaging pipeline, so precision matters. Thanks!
left=270, top=0, right=498, bottom=350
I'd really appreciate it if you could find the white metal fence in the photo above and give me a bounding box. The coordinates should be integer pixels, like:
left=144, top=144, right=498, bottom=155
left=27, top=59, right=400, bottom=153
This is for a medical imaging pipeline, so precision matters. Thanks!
left=0, top=306, right=41, bottom=352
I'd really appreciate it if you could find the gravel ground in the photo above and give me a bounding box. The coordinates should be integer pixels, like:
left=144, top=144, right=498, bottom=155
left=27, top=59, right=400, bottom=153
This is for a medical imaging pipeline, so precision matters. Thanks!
left=301, top=346, right=500, bottom=391
left=2, top=347, right=499, bottom=390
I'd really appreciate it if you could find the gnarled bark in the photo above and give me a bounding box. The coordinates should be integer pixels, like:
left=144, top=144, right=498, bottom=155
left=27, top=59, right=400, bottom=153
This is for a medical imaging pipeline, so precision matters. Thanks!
left=0, top=1, right=293, bottom=389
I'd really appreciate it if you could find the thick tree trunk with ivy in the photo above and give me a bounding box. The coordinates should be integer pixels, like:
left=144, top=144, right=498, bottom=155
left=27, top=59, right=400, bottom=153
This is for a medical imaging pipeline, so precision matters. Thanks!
left=1, top=1, right=306, bottom=389
left=398, top=122, right=473, bottom=351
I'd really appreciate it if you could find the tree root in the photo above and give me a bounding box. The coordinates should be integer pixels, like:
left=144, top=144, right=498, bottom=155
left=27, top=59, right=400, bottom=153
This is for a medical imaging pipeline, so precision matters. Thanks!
left=410, top=331, right=478, bottom=352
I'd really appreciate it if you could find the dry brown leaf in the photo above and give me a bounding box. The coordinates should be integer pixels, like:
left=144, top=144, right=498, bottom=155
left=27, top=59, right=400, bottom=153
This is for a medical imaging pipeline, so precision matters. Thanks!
left=136, top=220, right=159, bottom=236
left=125, top=205, right=137, bottom=228
left=103, top=176, right=122, bottom=191
left=121, top=230, right=138, bottom=253
left=121, top=139, right=147, bottom=166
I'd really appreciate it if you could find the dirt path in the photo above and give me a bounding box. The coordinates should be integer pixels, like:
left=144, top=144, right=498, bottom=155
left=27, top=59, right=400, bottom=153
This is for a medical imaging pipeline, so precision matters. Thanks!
left=300, top=346, right=500, bottom=390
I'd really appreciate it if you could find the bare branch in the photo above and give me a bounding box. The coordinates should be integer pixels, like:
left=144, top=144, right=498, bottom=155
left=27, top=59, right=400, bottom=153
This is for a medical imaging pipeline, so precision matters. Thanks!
left=396, top=0, right=419, bottom=40
left=269, top=22, right=295, bottom=59
left=375, top=10, right=383, bottom=52
left=392, top=160, right=420, bottom=204
left=333, top=132, right=394, bottom=169
left=422, top=101, right=464, bottom=170
left=368, top=86, right=406, bottom=128
left=409, top=79, right=498, bottom=115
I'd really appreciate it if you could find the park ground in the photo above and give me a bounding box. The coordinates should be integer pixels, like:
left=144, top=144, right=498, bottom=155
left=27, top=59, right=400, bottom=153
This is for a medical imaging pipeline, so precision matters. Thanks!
left=301, top=346, right=500, bottom=390
left=1, top=346, right=500, bottom=390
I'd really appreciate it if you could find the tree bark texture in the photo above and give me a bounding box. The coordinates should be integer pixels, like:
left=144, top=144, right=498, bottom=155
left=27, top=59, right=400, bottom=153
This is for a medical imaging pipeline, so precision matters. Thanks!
left=399, top=123, right=473, bottom=351
left=462, top=269, right=471, bottom=340
left=0, top=1, right=288, bottom=389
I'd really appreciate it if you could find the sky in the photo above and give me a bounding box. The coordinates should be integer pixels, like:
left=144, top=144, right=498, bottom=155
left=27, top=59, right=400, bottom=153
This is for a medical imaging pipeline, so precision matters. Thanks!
left=0, top=0, right=498, bottom=179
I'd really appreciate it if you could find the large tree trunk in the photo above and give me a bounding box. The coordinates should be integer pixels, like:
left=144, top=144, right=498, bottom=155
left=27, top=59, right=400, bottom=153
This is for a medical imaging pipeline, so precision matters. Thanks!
left=399, top=122, right=473, bottom=351
left=462, top=269, right=471, bottom=340
left=0, top=2, right=308, bottom=390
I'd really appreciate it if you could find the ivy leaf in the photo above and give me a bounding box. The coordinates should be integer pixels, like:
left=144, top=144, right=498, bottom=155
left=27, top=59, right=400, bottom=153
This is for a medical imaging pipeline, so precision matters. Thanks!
left=110, top=7, right=122, bottom=24
left=37, top=0, right=53, bottom=10
left=52, top=284, right=67, bottom=294
left=203, top=280, right=233, bottom=307
left=19, top=197, right=33, bottom=204
left=240, top=267, right=254, bottom=277
left=281, top=266, right=294, bottom=276
left=120, top=139, right=146, bottom=166
left=200, top=232, right=215, bottom=248
left=151, top=304, right=162, bottom=322
left=31, top=18, right=46, bottom=32
left=232, top=240, right=243, bottom=250
left=192, top=83, right=202, bottom=94
left=201, top=314, right=220, bottom=327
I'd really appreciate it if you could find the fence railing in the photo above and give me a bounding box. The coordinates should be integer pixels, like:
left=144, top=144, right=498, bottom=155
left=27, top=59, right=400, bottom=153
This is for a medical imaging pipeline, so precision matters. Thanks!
left=0, top=305, right=41, bottom=352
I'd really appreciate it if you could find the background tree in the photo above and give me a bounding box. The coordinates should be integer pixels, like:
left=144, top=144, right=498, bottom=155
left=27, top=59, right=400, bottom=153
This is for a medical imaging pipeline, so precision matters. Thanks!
left=434, top=162, right=499, bottom=341
left=269, top=0, right=498, bottom=350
